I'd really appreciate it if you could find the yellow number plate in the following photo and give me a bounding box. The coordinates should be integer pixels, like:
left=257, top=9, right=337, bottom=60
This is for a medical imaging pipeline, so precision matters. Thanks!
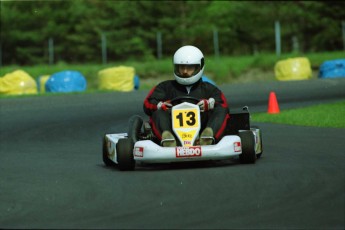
left=172, top=104, right=200, bottom=147
left=172, top=108, right=199, bottom=129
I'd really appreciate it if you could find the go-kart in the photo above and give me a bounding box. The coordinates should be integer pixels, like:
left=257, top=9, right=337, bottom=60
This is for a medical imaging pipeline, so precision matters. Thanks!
left=102, top=96, right=263, bottom=171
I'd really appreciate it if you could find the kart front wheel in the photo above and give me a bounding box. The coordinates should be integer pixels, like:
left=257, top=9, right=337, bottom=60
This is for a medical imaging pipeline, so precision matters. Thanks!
left=116, top=138, right=135, bottom=171
left=239, top=131, right=256, bottom=164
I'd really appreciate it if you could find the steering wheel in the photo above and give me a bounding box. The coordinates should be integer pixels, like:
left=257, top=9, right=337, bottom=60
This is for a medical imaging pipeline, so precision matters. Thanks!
left=169, top=96, right=200, bottom=106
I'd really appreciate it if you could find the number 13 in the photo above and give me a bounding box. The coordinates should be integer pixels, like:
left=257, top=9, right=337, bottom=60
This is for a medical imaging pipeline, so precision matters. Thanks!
left=176, top=111, right=196, bottom=127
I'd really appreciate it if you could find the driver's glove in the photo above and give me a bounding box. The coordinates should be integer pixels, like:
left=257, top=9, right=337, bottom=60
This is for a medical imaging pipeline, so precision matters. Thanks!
left=197, top=98, right=215, bottom=112
left=157, top=101, right=172, bottom=111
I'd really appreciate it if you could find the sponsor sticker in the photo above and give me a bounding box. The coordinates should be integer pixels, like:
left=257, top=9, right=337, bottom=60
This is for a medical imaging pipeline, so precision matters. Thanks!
left=182, top=133, right=193, bottom=139
left=234, top=142, right=241, bottom=152
left=176, top=146, right=202, bottom=158
left=134, top=147, right=144, bottom=157
left=184, top=141, right=192, bottom=145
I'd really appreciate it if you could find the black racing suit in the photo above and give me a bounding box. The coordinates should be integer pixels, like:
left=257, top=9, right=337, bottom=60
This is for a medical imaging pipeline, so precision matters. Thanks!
left=143, top=79, right=229, bottom=143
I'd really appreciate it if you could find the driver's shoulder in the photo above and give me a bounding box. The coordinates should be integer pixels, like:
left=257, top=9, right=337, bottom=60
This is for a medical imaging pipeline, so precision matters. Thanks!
left=202, top=81, right=222, bottom=92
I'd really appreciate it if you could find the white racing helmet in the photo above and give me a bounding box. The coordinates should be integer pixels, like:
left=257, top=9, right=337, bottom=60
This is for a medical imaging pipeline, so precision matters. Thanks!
left=173, top=45, right=205, bottom=85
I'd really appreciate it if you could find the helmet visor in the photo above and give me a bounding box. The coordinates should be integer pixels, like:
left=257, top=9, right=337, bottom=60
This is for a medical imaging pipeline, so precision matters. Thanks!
left=174, top=64, right=201, bottom=78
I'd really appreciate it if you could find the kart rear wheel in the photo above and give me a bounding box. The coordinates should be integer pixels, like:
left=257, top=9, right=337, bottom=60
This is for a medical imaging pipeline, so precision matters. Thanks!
left=239, top=131, right=256, bottom=164
left=102, top=136, right=116, bottom=167
left=116, top=138, right=135, bottom=171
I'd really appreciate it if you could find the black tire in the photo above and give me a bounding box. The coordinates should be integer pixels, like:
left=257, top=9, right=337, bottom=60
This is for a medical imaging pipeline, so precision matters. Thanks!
left=102, top=136, right=116, bottom=167
left=239, top=131, right=256, bottom=164
left=128, top=115, right=143, bottom=143
left=116, top=138, right=135, bottom=171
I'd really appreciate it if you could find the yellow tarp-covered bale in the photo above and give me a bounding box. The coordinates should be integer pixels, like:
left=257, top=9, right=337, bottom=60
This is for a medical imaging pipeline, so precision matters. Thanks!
left=274, top=57, right=312, bottom=81
left=38, top=75, right=50, bottom=93
left=98, top=66, right=135, bottom=92
left=0, top=70, right=38, bottom=95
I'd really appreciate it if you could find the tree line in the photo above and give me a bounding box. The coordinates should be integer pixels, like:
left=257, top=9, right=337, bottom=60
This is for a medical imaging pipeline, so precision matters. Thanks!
left=1, top=0, right=344, bottom=65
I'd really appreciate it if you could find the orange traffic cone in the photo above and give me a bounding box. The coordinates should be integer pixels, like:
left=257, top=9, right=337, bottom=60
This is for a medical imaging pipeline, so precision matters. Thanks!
left=267, top=91, right=280, bottom=114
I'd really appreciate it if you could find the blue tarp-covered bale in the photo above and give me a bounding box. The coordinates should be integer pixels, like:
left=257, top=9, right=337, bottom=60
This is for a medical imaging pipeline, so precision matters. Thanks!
left=319, top=59, right=345, bottom=79
left=45, top=70, right=87, bottom=93
left=134, top=75, right=140, bottom=90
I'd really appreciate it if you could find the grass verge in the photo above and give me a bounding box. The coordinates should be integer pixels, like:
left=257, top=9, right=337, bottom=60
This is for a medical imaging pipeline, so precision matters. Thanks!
left=251, top=100, right=345, bottom=128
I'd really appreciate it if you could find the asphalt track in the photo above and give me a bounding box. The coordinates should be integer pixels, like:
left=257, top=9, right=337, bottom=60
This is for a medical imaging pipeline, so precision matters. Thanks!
left=1, top=78, right=344, bottom=229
